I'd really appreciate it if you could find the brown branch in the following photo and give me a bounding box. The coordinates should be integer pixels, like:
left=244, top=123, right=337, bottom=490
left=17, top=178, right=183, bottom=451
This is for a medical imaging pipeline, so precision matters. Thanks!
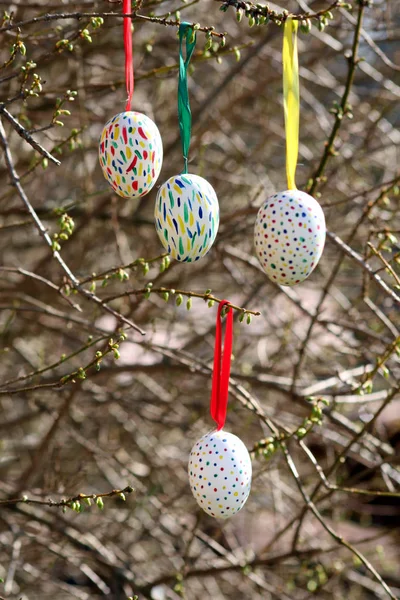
left=0, top=485, right=134, bottom=508
left=216, top=0, right=341, bottom=25
left=0, top=11, right=225, bottom=37
left=307, top=1, right=366, bottom=195
left=0, top=105, right=61, bottom=165
left=102, top=286, right=261, bottom=316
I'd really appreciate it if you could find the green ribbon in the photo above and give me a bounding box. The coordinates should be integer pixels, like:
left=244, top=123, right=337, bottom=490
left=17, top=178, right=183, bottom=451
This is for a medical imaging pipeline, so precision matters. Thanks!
left=178, top=23, right=197, bottom=174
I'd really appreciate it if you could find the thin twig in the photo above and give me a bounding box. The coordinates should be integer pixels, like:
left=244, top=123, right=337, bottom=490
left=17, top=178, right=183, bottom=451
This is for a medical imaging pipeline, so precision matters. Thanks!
left=0, top=105, right=61, bottom=165
left=0, top=11, right=225, bottom=37
left=0, top=485, right=134, bottom=507
left=102, top=286, right=261, bottom=316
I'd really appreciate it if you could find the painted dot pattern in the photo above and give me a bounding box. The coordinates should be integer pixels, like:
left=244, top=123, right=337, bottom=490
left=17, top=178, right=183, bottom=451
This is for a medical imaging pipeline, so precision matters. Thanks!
left=254, top=190, right=326, bottom=286
left=155, top=174, right=219, bottom=263
left=188, top=429, right=252, bottom=519
left=99, top=111, right=163, bottom=199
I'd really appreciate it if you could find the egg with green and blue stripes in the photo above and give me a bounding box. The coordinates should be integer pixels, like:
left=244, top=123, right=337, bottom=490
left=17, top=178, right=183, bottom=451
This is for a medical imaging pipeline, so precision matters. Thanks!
left=154, top=174, right=219, bottom=262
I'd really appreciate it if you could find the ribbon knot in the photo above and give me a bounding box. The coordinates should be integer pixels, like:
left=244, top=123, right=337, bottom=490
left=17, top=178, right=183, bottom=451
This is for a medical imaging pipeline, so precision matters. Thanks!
left=283, top=18, right=299, bottom=190
left=210, top=301, right=234, bottom=431
left=123, top=0, right=134, bottom=111
left=178, top=23, right=197, bottom=173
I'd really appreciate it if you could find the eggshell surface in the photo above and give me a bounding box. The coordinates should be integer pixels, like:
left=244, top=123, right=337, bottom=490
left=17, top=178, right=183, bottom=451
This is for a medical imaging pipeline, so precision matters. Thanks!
left=188, top=429, right=252, bottom=519
left=154, top=174, right=219, bottom=262
left=99, top=111, right=163, bottom=199
left=254, top=189, right=326, bottom=286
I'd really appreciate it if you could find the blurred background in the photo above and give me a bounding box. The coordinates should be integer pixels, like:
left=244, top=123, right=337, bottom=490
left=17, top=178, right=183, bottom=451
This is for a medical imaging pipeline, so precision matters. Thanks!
left=0, top=0, right=399, bottom=598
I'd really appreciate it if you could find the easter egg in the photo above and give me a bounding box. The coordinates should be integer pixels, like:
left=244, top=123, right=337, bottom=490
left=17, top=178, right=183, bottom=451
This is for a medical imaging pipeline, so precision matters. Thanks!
left=254, top=189, right=326, bottom=286
left=154, top=174, right=219, bottom=263
left=188, top=429, right=252, bottom=519
left=99, top=111, right=163, bottom=199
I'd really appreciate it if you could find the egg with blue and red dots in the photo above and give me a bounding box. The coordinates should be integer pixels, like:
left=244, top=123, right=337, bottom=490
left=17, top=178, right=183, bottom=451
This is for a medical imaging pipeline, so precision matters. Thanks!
left=254, top=190, right=326, bottom=286
left=99, top=111, right=163, bottom=199
left=154, top=173, right=219, bottom=263
left=188, top=430, right=252, bottom=519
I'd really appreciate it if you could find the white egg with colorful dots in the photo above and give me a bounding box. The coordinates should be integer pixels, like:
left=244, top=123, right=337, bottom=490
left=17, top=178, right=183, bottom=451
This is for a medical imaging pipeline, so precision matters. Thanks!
left=154, top=173, right=219, bottom=263
left=254, top=189, right=326, bottom=286
left=99, top=111, right=163, bottom=199
left=188, top=429, right=252, bottom=519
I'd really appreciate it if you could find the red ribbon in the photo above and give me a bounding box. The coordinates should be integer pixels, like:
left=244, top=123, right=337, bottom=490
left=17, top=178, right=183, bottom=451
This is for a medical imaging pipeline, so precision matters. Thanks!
left=210, top=301, right=233, bottom=431
left=123, top=0, right=134, bottom=111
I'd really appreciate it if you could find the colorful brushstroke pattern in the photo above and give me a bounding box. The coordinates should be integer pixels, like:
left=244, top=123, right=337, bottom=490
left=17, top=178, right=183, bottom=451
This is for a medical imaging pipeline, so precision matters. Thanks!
left=154, top=174, right=219, bottom=262
left=99, top=111, right=163, bottom=199
left=254, top=190, right=326, bottom=286
left=188, top=430, right=252, bottom=519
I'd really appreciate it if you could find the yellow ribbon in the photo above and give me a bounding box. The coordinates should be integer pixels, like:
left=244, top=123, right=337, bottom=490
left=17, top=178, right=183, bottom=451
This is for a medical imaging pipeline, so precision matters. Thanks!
left=283, top=18, right=299, bottom=190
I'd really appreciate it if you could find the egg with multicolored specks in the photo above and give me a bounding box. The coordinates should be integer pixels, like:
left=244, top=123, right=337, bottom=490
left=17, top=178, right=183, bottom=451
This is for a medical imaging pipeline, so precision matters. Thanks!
left=254, top=190, right=326, bottom=286
left=99, top=111, right=163, bottom=199
left=188, top=429, right=252, bottom=519
left=154, top=173, right=219, bottom=262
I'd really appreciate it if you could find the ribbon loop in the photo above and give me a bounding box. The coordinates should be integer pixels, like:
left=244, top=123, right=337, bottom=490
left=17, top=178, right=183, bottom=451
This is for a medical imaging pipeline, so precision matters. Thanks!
left=210, top=301, right=233, bottom=431
left=283, top=18, right=299, bottom=190
left=178, top=23, right=197, bottom=174
left=123, top=0, right=134, bottom=111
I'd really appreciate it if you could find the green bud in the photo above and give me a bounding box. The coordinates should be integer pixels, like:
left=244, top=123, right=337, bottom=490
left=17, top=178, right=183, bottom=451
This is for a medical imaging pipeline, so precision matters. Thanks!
left=176, top=294, right=183, bottom=306
left=246, top=314, right=252, bottom=325
left=186, top=297, right=192, bottom=310
left=300, top=18, right=312, bottom=33
left=96, top=497, right=104, bottom=509
left=296, top=427, right=307, bottom=439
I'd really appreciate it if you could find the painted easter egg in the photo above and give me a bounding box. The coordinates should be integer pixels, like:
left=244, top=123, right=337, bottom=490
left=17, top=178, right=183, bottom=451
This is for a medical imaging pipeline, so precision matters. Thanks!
left=254, top=189, right=326, bottom=286
left=154, top=173, right=219, bottom=262
left=188, top=429, right=252, bottom=519
left=99, top=111, right=163, bottom=199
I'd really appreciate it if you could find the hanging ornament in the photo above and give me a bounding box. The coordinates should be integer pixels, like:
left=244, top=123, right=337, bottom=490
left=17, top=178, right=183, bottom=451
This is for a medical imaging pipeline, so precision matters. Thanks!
left=188, top=302, right=252, bottom=519
left=154, top=23, right=219, bottom=262
left=98, top=0, right=163, bottom=198
left=254, top=19, right=326, bottom=286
